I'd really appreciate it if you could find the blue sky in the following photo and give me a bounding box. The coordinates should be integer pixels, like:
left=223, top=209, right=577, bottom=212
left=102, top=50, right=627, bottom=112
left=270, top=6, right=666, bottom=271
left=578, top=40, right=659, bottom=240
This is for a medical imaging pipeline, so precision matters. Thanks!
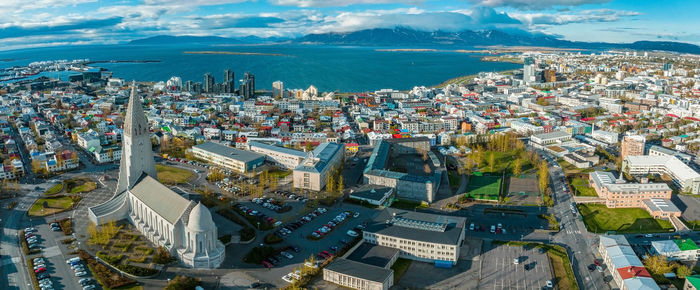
left=0, top=0, right=698, bottom=50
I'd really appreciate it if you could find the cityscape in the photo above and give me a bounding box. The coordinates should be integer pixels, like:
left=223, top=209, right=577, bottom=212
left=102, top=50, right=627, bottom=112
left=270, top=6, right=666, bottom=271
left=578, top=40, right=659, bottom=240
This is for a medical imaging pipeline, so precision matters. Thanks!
left=1, top=1, right=700, bottom=290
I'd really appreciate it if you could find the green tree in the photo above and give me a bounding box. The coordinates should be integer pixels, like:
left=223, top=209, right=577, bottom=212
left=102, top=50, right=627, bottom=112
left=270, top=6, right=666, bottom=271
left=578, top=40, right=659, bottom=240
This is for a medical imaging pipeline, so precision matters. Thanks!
left=305, top=143, right=313, bottom=152
left=643, top=255, right=673, bottom=275
left=488, top=152, right=495, bottom=172
left=677, top=264, right=691, bottom=278
left=337, top=175, right=344, bottom=194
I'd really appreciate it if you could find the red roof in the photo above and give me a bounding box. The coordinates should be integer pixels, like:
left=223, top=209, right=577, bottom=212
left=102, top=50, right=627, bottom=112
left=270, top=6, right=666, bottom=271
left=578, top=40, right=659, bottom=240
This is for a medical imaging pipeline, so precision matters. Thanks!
left=580, top=117, right=596, bottom=122
left=346, top=143, right=358, bottom=147
left=666, top=113, right=680, bottom=118
left=684, top=117, right=700, bottom=122
left=617, top=266, right=651, bottom=280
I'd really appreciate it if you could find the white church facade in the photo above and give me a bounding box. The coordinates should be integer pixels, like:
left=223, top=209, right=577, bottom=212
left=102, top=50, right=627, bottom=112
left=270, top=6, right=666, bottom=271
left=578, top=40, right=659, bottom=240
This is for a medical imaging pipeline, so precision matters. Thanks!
left=89, top=83, right=225, bottom=268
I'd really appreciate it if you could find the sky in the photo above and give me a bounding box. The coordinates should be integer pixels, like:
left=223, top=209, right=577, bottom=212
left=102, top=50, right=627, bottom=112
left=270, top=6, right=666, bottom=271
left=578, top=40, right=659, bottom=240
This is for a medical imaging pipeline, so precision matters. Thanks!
left=0, top=0, right=698, bottom=51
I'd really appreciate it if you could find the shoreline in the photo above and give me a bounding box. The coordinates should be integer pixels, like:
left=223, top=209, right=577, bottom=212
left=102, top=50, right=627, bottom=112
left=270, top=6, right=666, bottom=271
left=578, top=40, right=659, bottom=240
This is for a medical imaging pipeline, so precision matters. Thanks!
left=83, top=60, right=161, bottom=65
left=183, top=51, right=287, bottom=56
left=432, top=69, right=517, bottom=88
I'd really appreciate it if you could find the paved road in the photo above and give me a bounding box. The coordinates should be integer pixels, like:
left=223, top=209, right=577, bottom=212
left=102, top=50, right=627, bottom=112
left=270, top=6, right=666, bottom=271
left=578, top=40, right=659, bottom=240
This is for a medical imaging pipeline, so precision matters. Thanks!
left=541, top=152, right=611, bottom=290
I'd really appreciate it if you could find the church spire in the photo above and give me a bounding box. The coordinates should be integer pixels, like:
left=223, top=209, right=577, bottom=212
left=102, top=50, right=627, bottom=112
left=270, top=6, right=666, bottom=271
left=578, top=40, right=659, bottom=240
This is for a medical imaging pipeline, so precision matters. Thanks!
left=115, top=81, right=158, bottom=194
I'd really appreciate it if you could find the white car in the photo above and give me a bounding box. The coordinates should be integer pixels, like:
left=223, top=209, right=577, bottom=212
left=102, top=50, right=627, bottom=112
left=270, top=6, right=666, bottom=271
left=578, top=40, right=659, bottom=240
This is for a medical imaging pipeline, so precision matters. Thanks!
left=469, top=223, right=475, bottom=231
left=304, top=261, right=318, bottom=269
left=353, top=212, right=360, bottom=218
left=75, top=271, right=88, bottom=277
left=513, top=258, right=519, bottom=265
left=281, top=251, right=294, bottom=259
left=546, top=280, right=553, bottom=288
left=282, top=274, right=295, bottom=283
left=347, top=230, right=358, bottom=237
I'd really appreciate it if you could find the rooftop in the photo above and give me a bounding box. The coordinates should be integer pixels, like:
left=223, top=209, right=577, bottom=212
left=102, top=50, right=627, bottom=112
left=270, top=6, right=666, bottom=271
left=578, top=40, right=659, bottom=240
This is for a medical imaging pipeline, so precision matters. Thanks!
left=324, top=258, right=393, bottom=283
left=349, top=184, right=394, bottom=201
left=345, top=243, right=399, bottom=268
left=193, top=141, right=264, bottom=163
left=365, top=208, right=466, bottom=245
left=248, top=141, right=306, bottom=157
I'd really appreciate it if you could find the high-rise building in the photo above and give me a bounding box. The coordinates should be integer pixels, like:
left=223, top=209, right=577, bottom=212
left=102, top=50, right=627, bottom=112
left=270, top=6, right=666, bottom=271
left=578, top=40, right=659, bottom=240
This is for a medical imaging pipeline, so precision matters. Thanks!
left=621, top=135, right=646, bottom=160
left=523, top=57, right=536, bottom=83
left=184, top=80, right=193, bottom=92
left=544, top=69, right=556, bottom=83
left=203, top=73, right=215, bottom=93
left=239, top=72, right=255, bottom=99
left=272, top=81, right=284, bottom=99
left=663, top=62, right=673, bottom=71
left=223, top=69, right=235, bottom=93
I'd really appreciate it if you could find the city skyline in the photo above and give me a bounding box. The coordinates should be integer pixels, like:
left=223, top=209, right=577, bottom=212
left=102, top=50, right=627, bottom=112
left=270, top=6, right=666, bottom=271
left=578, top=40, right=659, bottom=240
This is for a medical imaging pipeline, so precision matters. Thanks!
left=0, top=0, right=699, bottom=51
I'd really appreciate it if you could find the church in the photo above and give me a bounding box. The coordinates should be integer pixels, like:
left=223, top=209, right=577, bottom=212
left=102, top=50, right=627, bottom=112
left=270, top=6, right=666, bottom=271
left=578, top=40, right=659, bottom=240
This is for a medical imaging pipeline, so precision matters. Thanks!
left=89, top=83, right=225, bottom=268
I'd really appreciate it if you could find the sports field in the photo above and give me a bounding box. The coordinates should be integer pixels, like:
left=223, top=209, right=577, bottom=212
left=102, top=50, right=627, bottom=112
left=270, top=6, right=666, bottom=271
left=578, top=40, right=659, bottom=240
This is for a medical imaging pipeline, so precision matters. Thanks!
left=465, top=175, right=502, bottom=201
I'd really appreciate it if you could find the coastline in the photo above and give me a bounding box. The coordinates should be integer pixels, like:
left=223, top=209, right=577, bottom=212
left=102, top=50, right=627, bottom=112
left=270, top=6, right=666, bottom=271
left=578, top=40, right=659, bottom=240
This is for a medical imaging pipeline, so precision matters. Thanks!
left=183, top=51, right=287, bottom=56
left=432, top=69, right=516, bottom=88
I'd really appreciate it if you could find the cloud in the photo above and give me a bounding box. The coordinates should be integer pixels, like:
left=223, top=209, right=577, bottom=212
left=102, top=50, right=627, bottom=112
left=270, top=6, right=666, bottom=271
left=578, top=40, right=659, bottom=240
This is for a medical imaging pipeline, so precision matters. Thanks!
left=188, top=14, right=285, bottom=29
left=0, top=17, right=123, bottom=39
left=467, top=0, right=610, bottom=10
left=511, top=9, right=640, bottom=26
left=270, top=0, right=423, bottom=8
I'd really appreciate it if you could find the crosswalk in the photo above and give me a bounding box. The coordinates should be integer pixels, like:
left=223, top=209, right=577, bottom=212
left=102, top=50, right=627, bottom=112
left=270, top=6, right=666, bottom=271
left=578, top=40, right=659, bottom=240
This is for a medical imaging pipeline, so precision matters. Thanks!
left=565, top=229, right=581, bottom=235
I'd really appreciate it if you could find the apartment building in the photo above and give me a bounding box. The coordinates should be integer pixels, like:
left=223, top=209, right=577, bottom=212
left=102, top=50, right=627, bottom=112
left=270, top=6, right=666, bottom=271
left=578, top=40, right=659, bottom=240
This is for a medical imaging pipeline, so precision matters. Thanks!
left=621, top=135, right=646, bottom=160
left=599, top=235, right=660, bottom=290
left=247, top=141, right=306, bottom=170
left=292, top=142, right=344, bottom=191
left=529, top=131, right=572, bottom=149
left=623, top=155, right=700, bottom=194
left=190, top=141, right=265, bottom=173
left=362, top=209, right=466, bottom=266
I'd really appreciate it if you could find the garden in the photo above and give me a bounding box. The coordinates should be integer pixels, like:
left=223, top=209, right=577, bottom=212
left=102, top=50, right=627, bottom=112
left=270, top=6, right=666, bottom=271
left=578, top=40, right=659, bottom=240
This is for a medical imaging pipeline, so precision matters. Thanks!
left=87, top=220, right=165, bottom=276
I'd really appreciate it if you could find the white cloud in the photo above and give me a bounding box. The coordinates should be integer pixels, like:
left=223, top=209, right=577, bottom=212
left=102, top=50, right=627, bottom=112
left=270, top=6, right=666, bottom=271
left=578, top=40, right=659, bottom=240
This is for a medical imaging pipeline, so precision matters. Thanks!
left=270, top=0, right=423, bottom=8
left=511, top=9, right=640, bottom=26
left=467, top=0, right=610, bottom=10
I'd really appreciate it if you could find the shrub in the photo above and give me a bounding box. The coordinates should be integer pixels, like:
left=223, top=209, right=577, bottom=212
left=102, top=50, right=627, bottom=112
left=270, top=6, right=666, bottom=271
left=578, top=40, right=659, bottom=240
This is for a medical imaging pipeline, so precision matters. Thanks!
left=59, top=218, right=73, bottom=235
left=264, top=233, right=283, bottom=244
left=96, top=251, right=123, bottom=264
left=240, top=227, right=255, bottom=241
left=152, top=246, right=176, bottom=264
left=115, top=263, right=158, bottom=276
left=61, top=238, right=75, bottom=244
left=79, top=250, right=136, bottom=289
left=165, top=275, right=201, bottom=290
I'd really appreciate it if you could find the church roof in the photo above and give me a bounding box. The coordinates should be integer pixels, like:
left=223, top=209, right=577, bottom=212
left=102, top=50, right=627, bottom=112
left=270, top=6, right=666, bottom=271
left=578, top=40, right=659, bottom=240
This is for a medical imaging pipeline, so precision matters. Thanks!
left=187, top=202, right=215, bottom=232
left=130, top=174, right=192, bottom=224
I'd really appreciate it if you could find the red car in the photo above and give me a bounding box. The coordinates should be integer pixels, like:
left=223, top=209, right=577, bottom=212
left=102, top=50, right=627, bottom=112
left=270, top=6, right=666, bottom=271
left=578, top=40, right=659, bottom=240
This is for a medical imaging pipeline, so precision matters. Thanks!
left=34, top=267, right=46, bottom=273
left=262, top=261, right=273, bottom=268
left=318, top=252, right=329, bottom=259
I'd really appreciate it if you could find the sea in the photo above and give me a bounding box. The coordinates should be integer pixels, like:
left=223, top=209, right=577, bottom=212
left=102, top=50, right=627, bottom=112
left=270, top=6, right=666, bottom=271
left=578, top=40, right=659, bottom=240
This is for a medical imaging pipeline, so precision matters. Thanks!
left=0, top=44, right=521, bottom=92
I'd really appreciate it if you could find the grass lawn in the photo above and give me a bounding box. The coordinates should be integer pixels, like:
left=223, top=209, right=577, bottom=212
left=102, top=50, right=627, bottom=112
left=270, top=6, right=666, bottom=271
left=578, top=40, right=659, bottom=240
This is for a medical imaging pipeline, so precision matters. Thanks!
left=478, top=150, right=533, bottom=174
left=465, top=175, right=501, bottom=201
left=269, top=169, right=292, bottom=179
left=570, top=177, right=597, bottom=197
left=156, top=164, right=194, bottom=184
left=391, top=199, right=429, bottom=210
left=558, top=160, right=595, bottom=175
left=29, top=196, right=78, bottom=216
left=391, top=258, right=413, bottom=284
left=577, top=204, right=675, bottom=234
left=69, top=181, right=97, bottom=194
left=43, top=183, right=64, bottom=196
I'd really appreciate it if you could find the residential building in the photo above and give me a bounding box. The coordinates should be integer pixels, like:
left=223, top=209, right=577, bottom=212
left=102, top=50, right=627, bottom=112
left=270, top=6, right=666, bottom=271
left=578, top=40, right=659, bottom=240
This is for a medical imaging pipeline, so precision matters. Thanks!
left=684, top=275, right=700, bottom=290
left=621, top=135, right=646, bottom=160
left=599, top=235, right=660, bottom=290
left=190, top=141, right=265, bottom=174
left=651, top=239, right=700, bottom=261
left=529, top=131, right=572, bottom=149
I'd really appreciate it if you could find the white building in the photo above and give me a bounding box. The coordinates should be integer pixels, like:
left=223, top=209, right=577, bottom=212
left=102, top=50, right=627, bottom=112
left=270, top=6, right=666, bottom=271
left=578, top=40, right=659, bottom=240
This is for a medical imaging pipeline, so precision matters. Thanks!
left=190, top=141, right=265, bottom=174
left=623, top=155, right=700, bottom=194
left=592, top=130, right=619, bottom=144
left=292, top=142, right=345, bottom=191
left=651, top=240, right=700, bottom=261
left=247, top=141, right=306, bottom=170
left=529, top=130, right=572, bottom=148
left=89, top=84, right=225, bottom=269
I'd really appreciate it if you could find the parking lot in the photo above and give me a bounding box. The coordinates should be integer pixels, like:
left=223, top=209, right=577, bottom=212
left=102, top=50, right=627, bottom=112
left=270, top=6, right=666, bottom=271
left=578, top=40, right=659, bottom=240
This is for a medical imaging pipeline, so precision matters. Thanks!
left=243, top=203, right=379, bottom=288
left=480, top=241, right=554, bottom=290
left=24, top=219, right=97, bottom=290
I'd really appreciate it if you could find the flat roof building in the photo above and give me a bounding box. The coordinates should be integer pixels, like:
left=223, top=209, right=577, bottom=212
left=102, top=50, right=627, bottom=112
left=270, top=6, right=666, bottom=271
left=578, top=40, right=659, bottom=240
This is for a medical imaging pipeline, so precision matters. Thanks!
left=599, top=235, right=660, bottom=290
left=292, top=142, right=344, bottom=191
left=190, top=141, right=265, bottom=173
left=623, top=155, right=700, bottom=194
left=363, top=208, right=466, bottom=265
left=621, top=135, right=645, bottom=160
left=349, top=184, right=394, bottom=207
left=247, top=141, right=306, bottom=170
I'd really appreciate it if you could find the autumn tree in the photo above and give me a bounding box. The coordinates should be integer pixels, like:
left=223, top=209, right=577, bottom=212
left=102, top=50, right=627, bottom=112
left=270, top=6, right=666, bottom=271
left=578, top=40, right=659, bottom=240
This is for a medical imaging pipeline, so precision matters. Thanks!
left=643, top=255, right=673, bottom=275
left=512, top=158, right=522, bottom=177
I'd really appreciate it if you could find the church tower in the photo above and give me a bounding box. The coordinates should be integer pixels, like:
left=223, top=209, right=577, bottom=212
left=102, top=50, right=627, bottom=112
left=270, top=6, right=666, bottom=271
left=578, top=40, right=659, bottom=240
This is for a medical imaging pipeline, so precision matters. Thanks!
left=115, top=82, right=158, bottom=194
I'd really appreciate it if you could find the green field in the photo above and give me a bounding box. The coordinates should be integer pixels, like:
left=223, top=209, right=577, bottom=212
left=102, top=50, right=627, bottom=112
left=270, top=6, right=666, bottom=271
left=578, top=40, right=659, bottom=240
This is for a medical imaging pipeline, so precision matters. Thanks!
left=465, top=175, right=502, bottom=201
left=577, top=204, right=675, bottom=234
left=570, top=177, right=598, bottom=197
left=479, top=151, right=533, bottom=174
left=43, top=183, right=64, bottom=196
left=29, top=196, right=78, bottom=216
left=156, top=164, right=194, bottom=184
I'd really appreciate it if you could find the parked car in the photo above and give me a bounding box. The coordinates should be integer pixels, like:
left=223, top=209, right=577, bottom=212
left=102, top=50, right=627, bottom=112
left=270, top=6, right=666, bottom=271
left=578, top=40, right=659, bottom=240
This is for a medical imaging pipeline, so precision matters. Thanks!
left=347, top=230, right=358, bottom=237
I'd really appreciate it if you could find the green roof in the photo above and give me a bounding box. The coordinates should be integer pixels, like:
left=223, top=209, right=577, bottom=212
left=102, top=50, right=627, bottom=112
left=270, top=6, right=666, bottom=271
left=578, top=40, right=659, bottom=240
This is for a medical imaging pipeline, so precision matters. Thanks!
left=673, top=239, right=699, bottom=251
left=686, top=275, right=700, bottom=288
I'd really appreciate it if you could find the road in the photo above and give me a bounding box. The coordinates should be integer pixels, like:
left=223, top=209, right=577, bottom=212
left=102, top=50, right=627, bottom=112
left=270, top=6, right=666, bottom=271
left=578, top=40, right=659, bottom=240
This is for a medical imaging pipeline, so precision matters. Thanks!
left=541, top=152, right=611, bottom=290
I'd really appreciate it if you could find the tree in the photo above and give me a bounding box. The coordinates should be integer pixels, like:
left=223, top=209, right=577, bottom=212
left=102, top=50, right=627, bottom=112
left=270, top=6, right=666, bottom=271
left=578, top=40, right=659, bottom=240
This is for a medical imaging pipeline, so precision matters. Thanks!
left=337, top=175, right=344, bottom=194
left=305, top=142, right=313, bottom=152
left=643, top=255, right=673, bottom=275
left=538, top=161, right=549, bottom=194
left=677, top=264, right=691, bottom=278
left=512, top=158, right=522, bottom=177
left=488, top=152, right=495, bottom=172
left=326, top=173, right=335, bottom=193
left=165, top=275, right=200, bottom=290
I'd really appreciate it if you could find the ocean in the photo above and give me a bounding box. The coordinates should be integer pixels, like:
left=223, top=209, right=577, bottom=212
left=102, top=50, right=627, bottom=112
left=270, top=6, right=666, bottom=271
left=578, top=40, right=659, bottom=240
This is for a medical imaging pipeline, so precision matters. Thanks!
left=0, top=44, right=520, bottom=92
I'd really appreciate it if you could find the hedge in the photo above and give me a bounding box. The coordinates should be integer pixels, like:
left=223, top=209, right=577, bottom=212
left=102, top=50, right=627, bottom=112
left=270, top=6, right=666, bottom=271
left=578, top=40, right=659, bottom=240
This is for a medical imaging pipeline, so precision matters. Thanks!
left=264, top=233, right=283, bottom=244
left=115, top=263, right=159, bottom=276
left=79, top=250, right=136, bottom=289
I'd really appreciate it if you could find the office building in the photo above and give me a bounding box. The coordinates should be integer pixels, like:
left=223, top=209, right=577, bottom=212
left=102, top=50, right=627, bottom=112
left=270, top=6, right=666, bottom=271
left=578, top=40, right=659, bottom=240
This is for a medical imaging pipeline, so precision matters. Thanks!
left=588, top=171, right=680, bottom=219
left=223, top=69, right=235, bottom=93
left=190, top=141, right=265, bottom=174
left=292, top=142, right=345, bottom=191
left=363, top=208, right=466, bottom=266
left=247, top=141, right=306, bottom=170
left=523, top=57, right=536, bottom=83
left=323, top=243, right=398, bottom=290
left=651, top=239, right=700, bottom=261
left=621, top=135, right=645, bottom=160
left=239, top=72, right=255, bottom=99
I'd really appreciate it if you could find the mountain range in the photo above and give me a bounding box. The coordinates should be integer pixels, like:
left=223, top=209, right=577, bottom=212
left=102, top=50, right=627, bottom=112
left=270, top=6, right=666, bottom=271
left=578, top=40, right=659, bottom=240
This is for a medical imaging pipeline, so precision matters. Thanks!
left=130, top=27, right=700, bottom=54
